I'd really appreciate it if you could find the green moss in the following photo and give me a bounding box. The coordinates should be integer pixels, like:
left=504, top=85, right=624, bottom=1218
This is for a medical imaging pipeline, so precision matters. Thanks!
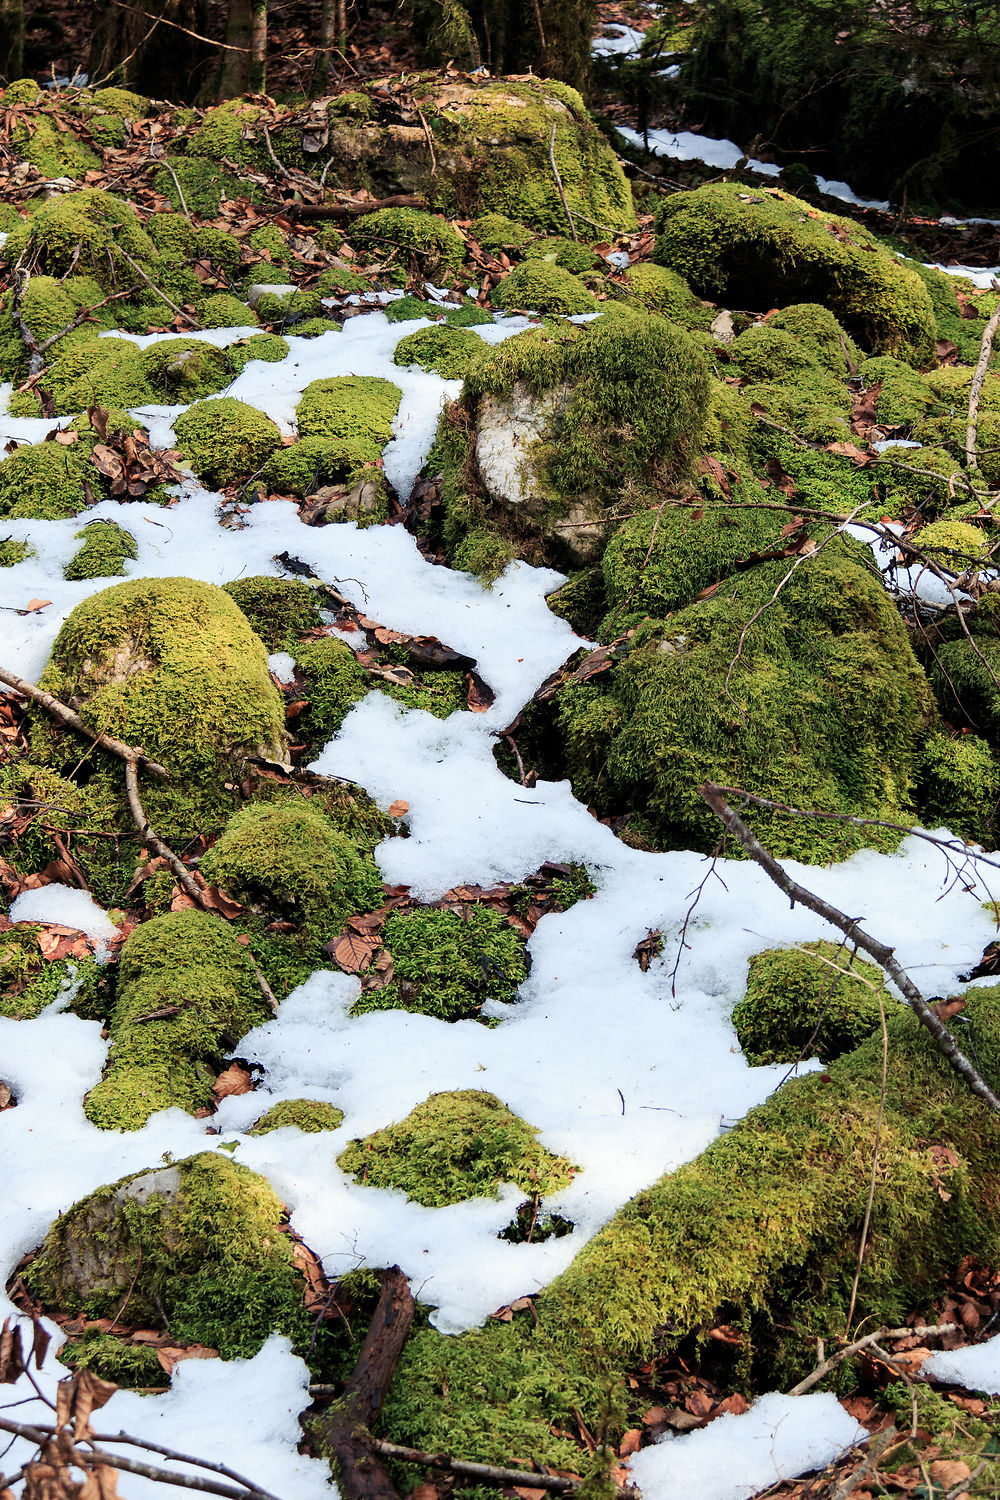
left=490, top=261, right=596, bottom=315
left=730, top=324, right=850, bottom=416
left=0, top=274, right=117, bottom=386
left=621, top=262, right=710, bottom=330
left=186, top=100, right=267, bottom=168
left=60, top=1333, right=164, bottom=1389
left=523, top=237, right=597, bottom=276
left=154, top=158, right=256, bottom=217
left=2, top=79, right=42, bottom=104
left=249, top=1098, right=345, bottom=1134
left=174, top=397, right=281, bottom=488
left=199, top=800, right=383, bottom=935
left=290, top=317, right=341, bottom=339
left=316, top=266, right=369, bottom=297
left=25, top=1151, right=307, bottom=1360
left=12, top=115, right=100, bottom=181
left=917, top=731, right=1000, bottom=844
left=295, top=375, right=402, bottom=466
left=296, top=637, right=370, bottom=743
left=0, top=537, right=32, bottom=567
left=600, top=489, right=784, bottom=624
left=198, top=294, right=256, bottom=330
left=63, top=521, right=137, bottom=581
left=338, top=1089, right=576, bottom=1207
left=92, top=86, right=148, bottom=115
left=138, top=339, right=236, bottom=402
left=445, top=302, right=495, bottom=328
left=0, top=439, right=92, bottom=520
left=263, top=436, right=350, bottom=497
left=857, top=355, right=933, bottom=430
left=227, top=332, right=289, bottom=373
left=349, top=208, right=466, bottom=274
left=393, top=324, right=483, bottom=380
left=350, top=905, right=529, bottom=1021
left=41, top=336, right=153, bottom=415
left=915, top=518, right=990, bottom=566
left=470, top=213, right=535, bottom=253
left=249, top=225, right=290, bottom=264
left=654, top=183, right=936, bottom=360
left=928, top=599, right=1000, bottom=752
left=252, top=290, right=322, bottom=328
left=3, top=190, right=161, bottom=297
left=558, top=544, right=937, bottom=860
left=767, top=303, right=859, bottom=374
left=147, top=212, right=196, bottom=260
left=733, top=940, right=902, bottom=1065
left=222, top=575, right=322, bottom=650
left=195, top=225, right=244, bottom=275
left=39, top=576, right=288, bottom=798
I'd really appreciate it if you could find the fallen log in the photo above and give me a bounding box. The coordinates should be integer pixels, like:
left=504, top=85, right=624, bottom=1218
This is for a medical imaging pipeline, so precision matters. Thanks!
left=289, top=195, right=428, bottom=222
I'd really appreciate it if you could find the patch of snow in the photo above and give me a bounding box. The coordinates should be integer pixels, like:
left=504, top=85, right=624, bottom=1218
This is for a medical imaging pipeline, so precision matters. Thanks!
left=924, top=1336, right=1000, bottom=1393
left=925, top=262, right=1000, bottom=290
left=592, top=23, right=645, bottom=56
left=9, top=886, right=121, bottom=947
left=628, top=1392, right=868, bottom=1500
left=106, top=326, right=260, bottom=349
left=267, top=651, right=298, bottom=683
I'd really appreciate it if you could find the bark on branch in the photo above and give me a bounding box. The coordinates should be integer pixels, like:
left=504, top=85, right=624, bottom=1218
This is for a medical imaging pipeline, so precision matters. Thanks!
left=966, top=277, right=1000, bottom=474
left=289, top=195, right=428, bottom=222
left=0, top=665, right=170, bottom=779
left=698, top=782, right=1000, bottom=1119
left=372, top=1441, right=639, bottom=1497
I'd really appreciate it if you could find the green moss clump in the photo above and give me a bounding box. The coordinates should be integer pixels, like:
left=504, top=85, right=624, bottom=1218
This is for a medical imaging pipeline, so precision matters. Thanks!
left=470, top=213, right=536, bottom=254
left=84, top=911, right=267, bottom=1130
left=2, top=79, right=42, bottom=104
left=558, top=545, right=937, bottom=860
left=12, top=115, right=100, bottom=181
left=249, top=1098, right=345, bottom=1134
left=654, top=183, right=935, bottom=360
left=2, top=190, right=160, bottom=297
left=35, top=336, right=151, bottom=415
left=249, top=224, right=290, bottom=263
left=351, top=905, right=529, bottom=1021
left=0, top=537, right=32, bottom=567
left=917, top=731, right=1000, bottom=844
left=296, top=637, right=371, bottom=743
left=39, top=576, right=288, bottom=795
left=338, top=1089, right=576, bottom=1207
left=733, top=941, right=902, bottom=1065
left=348, top=208, right=466, bottom=274
left=195, top=225, right=244, bottom=275
left=621, top=262, right=710, bottom=330
left=384, top=294, right=437, bottom=324
left=0, top=274, right=116, bottom=385
left=523, top=237, right=597, bottom=276
left=490, top=261, right=596, bottom=315
left=154, top=158, right=258, bottom=217
left=915, top=518, right=990, bottom=566
left=263, top=436, right=352, bottom=497
left=186, top=99, right=267, bottom=167
left=767, top=303, right=859, bottom=375
left=295, top=375, right=402, bottom=465
left=60, top=1332, right=164, bottom=1389
left=393, top=324, right=483, bottom=380
left=198, top=294, right=257, bottom=330
left=222, top=575, right=322, bottom=651
left=147, top=212, right=196, bottom=260
left=445, top=302, right=495, bottom=328
left=316, top=266, right=370, bottom=297
left=0, top=439, right=92, bottom=520
left=857, top=355, right=933, bottom=430
left=227, top=333, right=290, bottom=374
left=199, top=801, right=383, bottom=935
left=24, top=1151, right=307, bottom=1360
left=63, top=521, right=137, bottom=581
left=174, top=398, right=281, bottom=488
left=138, top=339, right=235, bottom=401
left=252, top=289, right=322, bottom=328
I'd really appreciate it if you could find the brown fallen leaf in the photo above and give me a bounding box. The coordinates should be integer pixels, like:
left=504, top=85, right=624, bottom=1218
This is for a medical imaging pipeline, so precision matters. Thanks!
left=22, top=599, right=52, bottom=614
left=0, top=1081, right=13, bottom=1111
left=0, top=1319, right=25, bottom=1383
left=213, top=1062, right=254, bottom=1099
left=929, top=1460, right=971, bottom=1488
left=388, top=799, right=409, bottom=818
left=155, top=1344, right=219, bottom=1374
left=618, top=1429, right=642, bottom=1457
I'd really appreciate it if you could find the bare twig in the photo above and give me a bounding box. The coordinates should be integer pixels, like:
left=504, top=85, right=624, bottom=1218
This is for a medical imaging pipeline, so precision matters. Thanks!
left=372, top=1442, right=638, bottom=1497
left=830, top=1426, right=899, bottom=1500
left=415, top=108, right=437, bottom=178
left=289, top=194, right=428, bottom=222
left=699, top=782, right=1000, bottom=1118
left=109, top=0, right=251, bottom=50
left=547, top=121, right=578, bottom=242
left=117, top=248, right=199, bottom=327
left=158, top=158, right=191, bottom=219
left=123, top=759, right=204, bottom=905
left=788, top=1324, right=958, bottom=1397
left=0, top=666, right=169, bottom=779
left=845, top=987, right=888, bottom=1337
left=966, top=278, right=1000, bottom=474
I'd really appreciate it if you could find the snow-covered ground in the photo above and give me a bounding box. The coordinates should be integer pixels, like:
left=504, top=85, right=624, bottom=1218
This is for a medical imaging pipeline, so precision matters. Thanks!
left=2, top=305, right=997, bottom=1498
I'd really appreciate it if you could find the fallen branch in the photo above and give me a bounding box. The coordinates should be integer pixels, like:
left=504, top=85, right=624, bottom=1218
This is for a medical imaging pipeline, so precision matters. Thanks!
left=289, top=195, right=428, bottom=222
left=788, top=1323, right=957, bottom=1397
left=0, top=665, right=170, bottom=780
left=372, top=1441, right=638, bottom=1497
left=117, top=248, right=199, bottom=327
left=830, top=1426, right=899, bottom=1500
left=965, top=277, right=1000, bottom=474
left=122, top=759, right=203, bottom=906
left=699, top=782, right=1000, bottom=1118
left=311, top=1266, right=414, bottom=1500
left=548, top=121, right=578, bottom=242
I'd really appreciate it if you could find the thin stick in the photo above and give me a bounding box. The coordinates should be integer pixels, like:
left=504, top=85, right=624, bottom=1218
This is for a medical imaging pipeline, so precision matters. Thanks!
left=965, top=277, right=1000, bottom=473
left=0, top=666, right=169, bottom=779
left=159, top=159, right=191, bottom=219
left=699, top=782, right=1000, bottom=1118
left=830, top=1427, right=899, bottom=1500
left=123, top=759, right=204, bottom=905
left=372, top=1442, right=638, bottom=1497
left=117, top=248, right=199, bottom=327
left=548, top=121, right=578, bottom=242
left=845, top=989, right=888, bottom=1338
left=92, top=1429, right=282, bottom=1498
left=109, top=0, right=251, bottom=50
left=415, top=108, right=437, bottom=178
left=788, top=1321, right=957, bottom=1398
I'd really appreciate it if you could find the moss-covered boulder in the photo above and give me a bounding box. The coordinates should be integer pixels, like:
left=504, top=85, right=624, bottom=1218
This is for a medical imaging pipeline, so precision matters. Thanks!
left=621, top=262, right=711, bottom=330
left=199, top=801, right=383, bottom=935
left=733, top=941, right=903, bottom=1065
left=250, top=1098, right=345, bottom=1134
left=917, top=731, right=1000, bottom=847
left=556, top=543, right=937, bottom=859
left=222, top=575, right=323, bottom=651
left=0, top=274, right=119, bottom=384
left=489, top=261, right=597, bottom=316
left=84, top=909, right=268, bottom=1130
left=348, top=207, right=467, bottom=274
left=0, top=438, right=95, bottom=521
left=338, top=1089, right=576, bottom=1207
left=174, top=398, right=282, bottom=489
left=350, top=905, right=529, bottom=1021
left=295, top=375, right=402, bottom=467
left=393, top=325, right=483, bottom=380
left=63, top=521, right=138, bottom=581
left=926, top=598, right=1000, bottom=754
left=654, top=184, right=936, bottom=361
left=24, top=1151, right=308, bottom=1358
left=39, top=576, right=288, bottom=789
left=436, top=304, right=710, bottom=572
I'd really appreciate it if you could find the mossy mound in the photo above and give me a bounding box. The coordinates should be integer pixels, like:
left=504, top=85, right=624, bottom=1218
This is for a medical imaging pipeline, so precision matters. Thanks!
left=0, top=438, right=94, bottom=521
left=249, top=1098, right=345, bottom=1134
left=60, top=1332, right=165, bottom=1389
left=296, top=638, right=371, bottom=742
left=522, top=236, right=598, bottom=276
left=2, top=189, right=160, bottom=299
left=915, top=518, right=990, bottom=566
left=84, top=910, right=267, bottom=1130
left=917, top=731, right=1000, bottom=846
left=295, top=375, right=402, bottom=467
left=348, top=208, right=466, bottom=274
left=262, top=436, right=363, bottom=498
left=490, top=261, right=596, bottom=316
left=437, top=304, right=710, bottom=571
left=654, top=184, right=936, bottom=360
left=351, top=906, right=529, bottom=1021
left=63, top=521, right=137, bottom=581
left=0, top=274, right=119, bottom=384
left=393, top=325, right=483, bottom=380
left=766, top=304, right=859, bottom=375
left=470, top=213, right=536, bottom=254
left=556, top=544, right=936, bottom=860
left=0, top=925, right=107, bottom=1022
left=858, top=355, right=934, bottom=430
left=621, top=262, right=711, bottom=330
left=137, top=339, right=238, bottom=402
left=39, top=576, right=288, bottom=791
left=0, top=538, right=32, bottom=567
left=199, top=801, right=383, bottom=935
left=24, top=1151, right=307, bottom=1359
left=733, top=940, right=903, bottom=1065
left=173, top=398, right=282, bottom=488
left=927, top=599, right=1000, bottom=754
left=337, top=1089, right=576, bottom=1207
left=222, top=575, right=323, bottom=651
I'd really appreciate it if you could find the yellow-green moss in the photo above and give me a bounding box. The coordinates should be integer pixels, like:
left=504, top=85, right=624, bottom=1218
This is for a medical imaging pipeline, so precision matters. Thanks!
left=767, top=303, right=859, bottom=374
left=858, top=354, right=933, bottom=430
left=393, top=324, right=483, bottom=380
left=3, top=190, right=160, bottom=296
left=0, top=537, right=32, bottom=567
left=60, top=1332, right=164, bottom=1389
left=198, top=293, right=257, bottom=330
left=348, top=207, right=466, bottom=274
left=63, top=521, right=137, bottom=581
left=174, top=397, right=281, bottom=488
left=0, top=439, right=92, bottom=520
left=296, top=637, right=371, bottom=742
left=470, top=213, right=535, bottom=253
left=621, top=261, right=711, bottom=330
left=249, top=1098, right=345, bottom=1134
left=490, top=261, right=596, bottom=315
left=295, top=375, right=402, bottom=467
left=222, top=574, right=323, bottom=650
left=338, top=1089, right=576, bottom=1207
left=12, top=114, right=100, bottom=180
left=915, top=518, right=991, bottom=567
left=917, top=731, right=1000, bottom=845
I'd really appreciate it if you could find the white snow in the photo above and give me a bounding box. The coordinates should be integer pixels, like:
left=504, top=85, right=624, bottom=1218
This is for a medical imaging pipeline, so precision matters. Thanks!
left=592, top=24, right=645, bottom=57
left=627, top=1392, right=868, bottom=1500
left=924, top=1336, right=1000, bottom=1393
left=1, top=298, right=996, bottom=1499
left=9, top=885, right=121, bottom=944
left=925, top=262, right=1000, bottom=290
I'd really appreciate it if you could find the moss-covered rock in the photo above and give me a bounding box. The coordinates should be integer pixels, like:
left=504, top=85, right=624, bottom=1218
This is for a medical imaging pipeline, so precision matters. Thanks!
left=173, top=398, right=282, bottom=488
left=338, top=1089, right=576, bottom=1207
left=295, top=638, right=371, bottom=743
left=523, top=236, right=597, bottom=276
left=138, top=339, right=236, bottom=402
left=350, top=905, right=529, bottom=1021
left=733, top=940, right=903, bottom=1065
left=654, top=183, right=936, bottom=360
left=222, top=575, right=323, bottom=651
left=927, top=598, right=1000, bottom=753
left=249, top=1098, right=345, bottom=1134
left=63, top=521, right=138, bottom=581
left=24, top=1151, right=308, bottom=1359
left=470, top=212, right=536, bottom=254
left=858, top=354, right=934, bottom=430
left=393, top=324, right=483, bottom=380
left=295, top=375, right=402, bottom=469
left=767, top=303, right=860, bottom=374
left=348, top=207, right=466, bottom=274
left=2, top=190, right=160, bottom=297
left=915, top=518, right=991, bottom=567
left=199, top=801, right=383, bottom=935
left=0, top=438, right=93, bottom=520
left=198, top=293, right=257, bottom=330
left=557, top=544, right=937, bottom=859
left=917, top=731, right=1000, bottom=845
left=621, top=262, right=711, bottom=330
left=84, top=910, right=267, bottom=1130
left=490, top=261, right=596, bottom=315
